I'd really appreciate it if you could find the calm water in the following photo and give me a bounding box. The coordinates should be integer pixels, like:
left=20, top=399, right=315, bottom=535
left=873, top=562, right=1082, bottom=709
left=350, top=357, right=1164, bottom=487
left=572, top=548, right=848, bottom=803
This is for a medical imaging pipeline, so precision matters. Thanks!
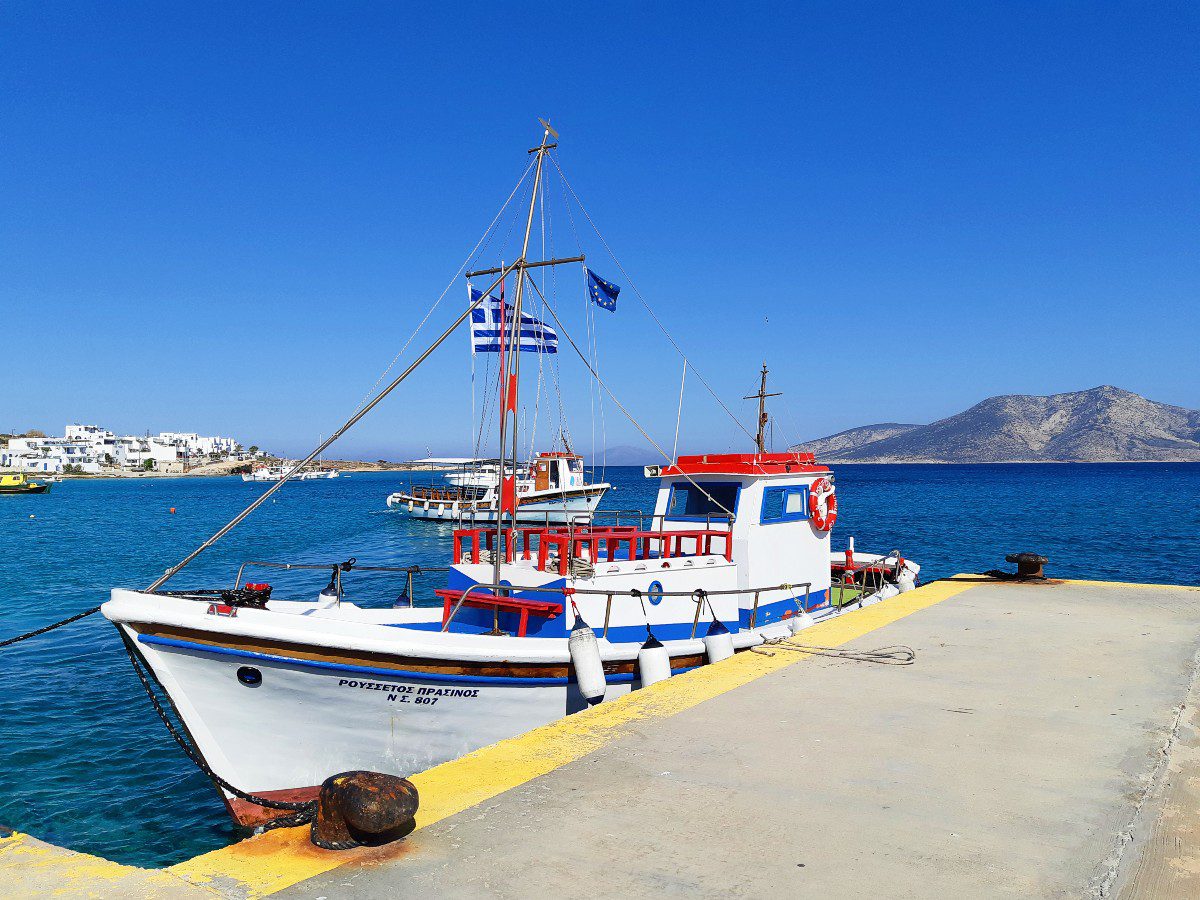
left=2, top=464, right=1198, bottom=866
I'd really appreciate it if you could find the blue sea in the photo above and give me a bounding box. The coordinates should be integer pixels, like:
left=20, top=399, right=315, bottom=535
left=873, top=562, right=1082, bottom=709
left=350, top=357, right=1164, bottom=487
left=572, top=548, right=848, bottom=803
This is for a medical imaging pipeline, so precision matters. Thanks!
left=2, top=464, right=1198, bottom=867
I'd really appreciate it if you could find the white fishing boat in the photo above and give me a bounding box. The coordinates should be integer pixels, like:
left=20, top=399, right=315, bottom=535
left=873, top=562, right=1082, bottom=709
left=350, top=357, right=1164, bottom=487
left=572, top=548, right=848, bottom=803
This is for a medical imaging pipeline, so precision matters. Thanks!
left=101, top=122, right=920, bottom=828
left=385, top=451, right=608, bottom=524
left=242, top=463, right=340, bottom=482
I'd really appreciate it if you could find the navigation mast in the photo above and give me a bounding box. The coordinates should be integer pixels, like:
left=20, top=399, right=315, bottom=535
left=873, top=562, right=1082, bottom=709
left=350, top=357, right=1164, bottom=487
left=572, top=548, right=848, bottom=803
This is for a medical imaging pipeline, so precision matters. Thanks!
left=463, top=120, right=584, bottom=593
left=744, top=364, right=781, bottom=455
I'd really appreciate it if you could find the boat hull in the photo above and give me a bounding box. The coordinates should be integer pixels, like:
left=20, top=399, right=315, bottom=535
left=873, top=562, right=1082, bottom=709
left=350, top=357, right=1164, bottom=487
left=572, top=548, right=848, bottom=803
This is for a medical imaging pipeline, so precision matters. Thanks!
left=118, top=619, right=711, bottom=825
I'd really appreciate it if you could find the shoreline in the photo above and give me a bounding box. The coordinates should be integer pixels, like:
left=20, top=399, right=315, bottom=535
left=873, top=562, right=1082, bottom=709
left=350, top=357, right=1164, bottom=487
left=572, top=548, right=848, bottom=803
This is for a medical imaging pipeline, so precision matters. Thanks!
left=0, top=462, right=437, bottom=481
left=8, top=459, right=1200, bottom=481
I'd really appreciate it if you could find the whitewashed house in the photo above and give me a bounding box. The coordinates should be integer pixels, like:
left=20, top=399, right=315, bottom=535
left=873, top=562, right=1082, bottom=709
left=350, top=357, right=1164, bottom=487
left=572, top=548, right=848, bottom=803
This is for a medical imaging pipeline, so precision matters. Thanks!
left=2, top=425, right=250, bottom=473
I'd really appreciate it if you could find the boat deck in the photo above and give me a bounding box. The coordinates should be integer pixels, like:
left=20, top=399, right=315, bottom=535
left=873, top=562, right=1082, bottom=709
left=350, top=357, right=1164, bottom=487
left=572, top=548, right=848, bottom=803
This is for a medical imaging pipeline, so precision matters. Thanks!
left=4, top=576, right=1200, bottom=898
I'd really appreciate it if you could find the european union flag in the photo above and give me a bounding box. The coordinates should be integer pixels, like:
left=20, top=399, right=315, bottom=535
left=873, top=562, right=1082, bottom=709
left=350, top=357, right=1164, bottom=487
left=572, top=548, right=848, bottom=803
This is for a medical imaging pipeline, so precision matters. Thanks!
left=586, top=268, right=620, bottom=312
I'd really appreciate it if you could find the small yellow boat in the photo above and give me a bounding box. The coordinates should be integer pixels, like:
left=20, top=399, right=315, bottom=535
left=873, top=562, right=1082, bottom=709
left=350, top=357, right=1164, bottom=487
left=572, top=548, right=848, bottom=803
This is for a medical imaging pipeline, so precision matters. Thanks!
left=0, top=473, right=51, bottom=495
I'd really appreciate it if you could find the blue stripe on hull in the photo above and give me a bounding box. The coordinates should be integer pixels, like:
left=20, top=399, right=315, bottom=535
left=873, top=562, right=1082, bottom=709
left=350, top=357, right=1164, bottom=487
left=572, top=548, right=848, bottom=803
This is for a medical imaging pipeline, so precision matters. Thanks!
left=738, top=589, right=827, bottom=630
left=136, top=633, right=639, bottom=686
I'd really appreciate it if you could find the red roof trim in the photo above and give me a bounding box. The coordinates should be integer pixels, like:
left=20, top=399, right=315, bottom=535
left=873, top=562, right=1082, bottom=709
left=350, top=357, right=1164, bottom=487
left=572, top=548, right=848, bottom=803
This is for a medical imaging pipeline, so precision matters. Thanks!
left=653, top=452, right=829, bottom=478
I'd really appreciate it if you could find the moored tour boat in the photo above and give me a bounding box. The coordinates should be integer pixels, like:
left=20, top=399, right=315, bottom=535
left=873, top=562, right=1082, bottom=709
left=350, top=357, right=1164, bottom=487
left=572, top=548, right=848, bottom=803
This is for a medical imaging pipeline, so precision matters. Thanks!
left=242, top=463, right=340, bottom=482
left=101, top=122, right=921, bottom=828
left=103, top=451, right=918, bottom=825
left=386, top=450, right=608, bottom=524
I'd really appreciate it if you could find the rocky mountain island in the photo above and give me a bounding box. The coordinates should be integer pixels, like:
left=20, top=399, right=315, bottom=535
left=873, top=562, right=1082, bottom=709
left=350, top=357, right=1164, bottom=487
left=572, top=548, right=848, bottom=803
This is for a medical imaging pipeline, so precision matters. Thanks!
left=793, top=386, right=1200, bottom=463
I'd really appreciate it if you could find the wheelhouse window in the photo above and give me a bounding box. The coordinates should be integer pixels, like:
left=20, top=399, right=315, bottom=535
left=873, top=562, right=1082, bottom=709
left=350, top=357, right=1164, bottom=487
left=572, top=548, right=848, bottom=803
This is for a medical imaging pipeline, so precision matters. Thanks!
left=666, top=482, right=739, bottom=522
left=760, top=485, right=810, bottom=523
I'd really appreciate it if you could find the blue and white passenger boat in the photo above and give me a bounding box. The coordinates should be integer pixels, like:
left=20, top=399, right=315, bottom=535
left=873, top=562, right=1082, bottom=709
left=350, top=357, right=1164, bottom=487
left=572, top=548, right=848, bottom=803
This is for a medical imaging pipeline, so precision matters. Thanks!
left=385, top=450, right=609, bottom=524
left=101, top=122, right=919, bottom=827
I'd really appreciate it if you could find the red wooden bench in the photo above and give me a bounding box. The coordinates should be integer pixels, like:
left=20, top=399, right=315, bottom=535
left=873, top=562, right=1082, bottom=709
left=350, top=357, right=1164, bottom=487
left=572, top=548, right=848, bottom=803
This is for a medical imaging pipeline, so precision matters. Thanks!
left=434, top=589, right=563, bottom=638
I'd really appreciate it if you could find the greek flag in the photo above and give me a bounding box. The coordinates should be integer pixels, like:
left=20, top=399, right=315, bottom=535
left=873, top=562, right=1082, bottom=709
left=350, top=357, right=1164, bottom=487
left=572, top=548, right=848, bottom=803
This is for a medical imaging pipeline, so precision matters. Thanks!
left=469, top=288, right=558, bottom=354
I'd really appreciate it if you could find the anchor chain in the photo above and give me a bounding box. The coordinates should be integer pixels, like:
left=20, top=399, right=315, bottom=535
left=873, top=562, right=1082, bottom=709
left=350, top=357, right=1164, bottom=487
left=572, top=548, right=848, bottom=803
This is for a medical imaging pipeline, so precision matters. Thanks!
left=0, top=606, right=101, bottom=648
left=116, top=630, right=317, bottom=830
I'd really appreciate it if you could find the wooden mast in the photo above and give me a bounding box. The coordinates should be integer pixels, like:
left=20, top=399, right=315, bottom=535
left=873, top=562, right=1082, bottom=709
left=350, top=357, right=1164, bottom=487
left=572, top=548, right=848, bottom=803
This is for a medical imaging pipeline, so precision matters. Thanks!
left=492, top=120, right=559, bottom=592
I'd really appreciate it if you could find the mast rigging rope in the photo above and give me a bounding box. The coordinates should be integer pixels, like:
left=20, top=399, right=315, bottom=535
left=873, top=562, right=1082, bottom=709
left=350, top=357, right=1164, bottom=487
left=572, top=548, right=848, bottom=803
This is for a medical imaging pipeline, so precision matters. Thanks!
left=524, top=274, right=735, bottom=518
left=548, top=154, right=756, bottom=445
left=353, top=157, right=536, bottom=416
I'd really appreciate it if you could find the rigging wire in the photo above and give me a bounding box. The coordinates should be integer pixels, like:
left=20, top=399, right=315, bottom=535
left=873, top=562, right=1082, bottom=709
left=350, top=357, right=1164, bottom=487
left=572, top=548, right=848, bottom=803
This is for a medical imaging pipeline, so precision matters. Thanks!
left=353, top=157, right=537, bottom=417
left=473, top=169, right=536, bottom=462
left=149, top=261, right=523, bottom=591
left=554, top=165, right=604, bottom=476
left=672, top=360, right=687, bottom=462
left=548, top=153, right=756, bottom=445
left=524, top=274, right=735, bottom=518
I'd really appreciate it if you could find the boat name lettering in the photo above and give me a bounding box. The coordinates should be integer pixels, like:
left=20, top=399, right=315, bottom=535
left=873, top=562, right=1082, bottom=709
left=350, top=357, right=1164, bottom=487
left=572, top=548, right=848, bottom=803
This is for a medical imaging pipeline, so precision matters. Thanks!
left=336, top=678, right=480, bottom=702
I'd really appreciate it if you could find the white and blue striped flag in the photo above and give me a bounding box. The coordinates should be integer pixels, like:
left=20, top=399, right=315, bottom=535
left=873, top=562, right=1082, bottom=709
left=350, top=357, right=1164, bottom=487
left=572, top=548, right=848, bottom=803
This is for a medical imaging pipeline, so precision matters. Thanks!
left=469, top=288, right=558, bottom=354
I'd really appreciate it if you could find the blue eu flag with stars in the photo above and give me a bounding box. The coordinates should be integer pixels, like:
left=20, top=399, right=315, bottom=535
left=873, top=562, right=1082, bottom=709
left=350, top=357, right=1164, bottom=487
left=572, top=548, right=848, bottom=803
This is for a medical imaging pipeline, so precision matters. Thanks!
left=586, top=268, right=620, bottom=312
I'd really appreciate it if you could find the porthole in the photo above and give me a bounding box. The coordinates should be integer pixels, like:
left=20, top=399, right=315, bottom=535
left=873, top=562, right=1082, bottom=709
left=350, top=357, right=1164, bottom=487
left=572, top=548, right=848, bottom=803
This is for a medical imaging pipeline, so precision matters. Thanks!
left=237, top=666, right=262, bottom=687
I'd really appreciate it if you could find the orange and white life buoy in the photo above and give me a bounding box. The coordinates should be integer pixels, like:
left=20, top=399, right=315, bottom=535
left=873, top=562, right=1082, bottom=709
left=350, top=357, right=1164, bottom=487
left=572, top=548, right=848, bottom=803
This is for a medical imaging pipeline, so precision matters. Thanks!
left=809, top=477, right=837, bottom=531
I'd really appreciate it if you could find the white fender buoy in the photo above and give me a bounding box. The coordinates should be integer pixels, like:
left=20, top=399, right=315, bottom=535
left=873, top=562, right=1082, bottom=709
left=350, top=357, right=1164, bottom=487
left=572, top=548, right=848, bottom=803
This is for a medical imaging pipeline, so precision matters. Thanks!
left=638, top=632, right=671, bottom=687
left=568, top=605, right=607, bottom=705
left=703, top=618, right=734, bottom=664
left=790, top=609, right=816, bottom=634
left=897, top=569, right=916, bottom=593
left=316, top=570, right=340, bottom=607
left=864, top=583, right=899, bottom=606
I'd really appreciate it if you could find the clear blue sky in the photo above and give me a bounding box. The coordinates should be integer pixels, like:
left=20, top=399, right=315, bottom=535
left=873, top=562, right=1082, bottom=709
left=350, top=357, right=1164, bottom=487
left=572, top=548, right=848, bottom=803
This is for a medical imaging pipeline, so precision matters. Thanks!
left=2, top=2, right=1196, bottom=460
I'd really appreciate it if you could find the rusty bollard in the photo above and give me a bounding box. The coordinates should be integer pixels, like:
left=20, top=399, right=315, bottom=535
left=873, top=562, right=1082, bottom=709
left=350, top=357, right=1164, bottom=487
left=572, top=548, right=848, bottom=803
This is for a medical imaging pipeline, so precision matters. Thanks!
left=311, top=771, right=419, bottom=851
left=984, top=553, right=1049, bottom=581
left=1005, top=552, right=1048, bottom=579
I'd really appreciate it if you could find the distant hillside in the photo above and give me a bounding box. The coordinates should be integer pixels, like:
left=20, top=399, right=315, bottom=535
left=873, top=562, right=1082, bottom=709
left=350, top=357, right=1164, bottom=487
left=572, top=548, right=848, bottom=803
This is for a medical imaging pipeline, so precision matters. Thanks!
left=793, top=386, right=1200, bottom=463
left=798, top=423, right=922, bottom=458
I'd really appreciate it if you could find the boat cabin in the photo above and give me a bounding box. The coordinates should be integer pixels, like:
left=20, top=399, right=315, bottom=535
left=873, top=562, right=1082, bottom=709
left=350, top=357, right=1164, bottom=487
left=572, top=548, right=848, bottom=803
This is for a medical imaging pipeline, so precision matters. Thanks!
left=440, top=452, right=835, bottom=641
left=647, top=451, right=832, bottom=591
left=530, top=452, right=585, bottom=492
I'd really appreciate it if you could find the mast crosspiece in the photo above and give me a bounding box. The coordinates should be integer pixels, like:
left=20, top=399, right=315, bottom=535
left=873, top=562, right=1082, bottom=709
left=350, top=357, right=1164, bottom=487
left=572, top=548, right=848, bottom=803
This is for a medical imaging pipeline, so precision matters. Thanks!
left=743, top=364, right=782, bottom=455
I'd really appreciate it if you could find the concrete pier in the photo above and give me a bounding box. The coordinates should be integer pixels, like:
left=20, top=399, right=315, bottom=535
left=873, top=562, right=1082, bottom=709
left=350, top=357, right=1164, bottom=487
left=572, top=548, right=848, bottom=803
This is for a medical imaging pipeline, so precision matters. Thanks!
left=4, top=577, right=1200, bottom=898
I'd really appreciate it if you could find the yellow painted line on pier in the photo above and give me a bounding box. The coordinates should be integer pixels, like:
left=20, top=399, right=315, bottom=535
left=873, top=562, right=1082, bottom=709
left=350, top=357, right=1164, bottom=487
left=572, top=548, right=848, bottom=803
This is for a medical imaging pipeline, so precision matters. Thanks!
left=165, top=575, right=978, bottom=898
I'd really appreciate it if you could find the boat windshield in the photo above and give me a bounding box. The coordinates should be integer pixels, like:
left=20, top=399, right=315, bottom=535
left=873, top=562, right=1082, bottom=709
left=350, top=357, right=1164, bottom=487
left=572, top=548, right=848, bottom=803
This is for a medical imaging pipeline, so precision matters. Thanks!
left=666, top=482, right=738, bottom=520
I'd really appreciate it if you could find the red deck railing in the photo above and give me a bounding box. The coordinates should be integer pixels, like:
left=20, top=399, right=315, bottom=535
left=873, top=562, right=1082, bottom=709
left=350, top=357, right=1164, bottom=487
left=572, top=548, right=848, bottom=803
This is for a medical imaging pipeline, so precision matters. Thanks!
left=452, top=525, right=733, bottom=575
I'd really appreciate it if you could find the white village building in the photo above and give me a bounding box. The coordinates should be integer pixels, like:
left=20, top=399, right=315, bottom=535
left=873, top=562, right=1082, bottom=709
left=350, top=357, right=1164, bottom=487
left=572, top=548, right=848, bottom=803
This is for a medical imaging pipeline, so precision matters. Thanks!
left=1, top=425, right=254, bottom=474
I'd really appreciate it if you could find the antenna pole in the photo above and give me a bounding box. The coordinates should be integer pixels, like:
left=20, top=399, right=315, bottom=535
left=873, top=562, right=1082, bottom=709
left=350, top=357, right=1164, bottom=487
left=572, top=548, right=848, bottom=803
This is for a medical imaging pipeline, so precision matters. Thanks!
left=744, top=364, right=782, bottom=455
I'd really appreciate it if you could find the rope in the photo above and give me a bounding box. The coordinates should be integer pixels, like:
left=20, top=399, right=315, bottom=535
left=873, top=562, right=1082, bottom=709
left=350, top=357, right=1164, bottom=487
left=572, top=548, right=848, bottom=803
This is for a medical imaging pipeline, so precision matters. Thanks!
left=548, top=154, right=756, bottom=444
left=672, top=360, right=687, bottom=462
left=523, top=274, right=736, bottom=519
left=148, top=260, right=521, bottom=592
left=0, top=606, right=101, bottom=648
left=116, top=628, right=317, bottom=829
left=752, top=638, right=915, bottom=665
left=353, top=157, right=537, bottom=415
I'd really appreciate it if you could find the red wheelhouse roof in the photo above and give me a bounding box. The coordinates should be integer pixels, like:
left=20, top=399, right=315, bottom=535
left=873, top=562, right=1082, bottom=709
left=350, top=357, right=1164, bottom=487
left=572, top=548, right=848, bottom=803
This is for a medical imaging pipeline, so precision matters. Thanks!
left=650, top=452, right=830, bottom=478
